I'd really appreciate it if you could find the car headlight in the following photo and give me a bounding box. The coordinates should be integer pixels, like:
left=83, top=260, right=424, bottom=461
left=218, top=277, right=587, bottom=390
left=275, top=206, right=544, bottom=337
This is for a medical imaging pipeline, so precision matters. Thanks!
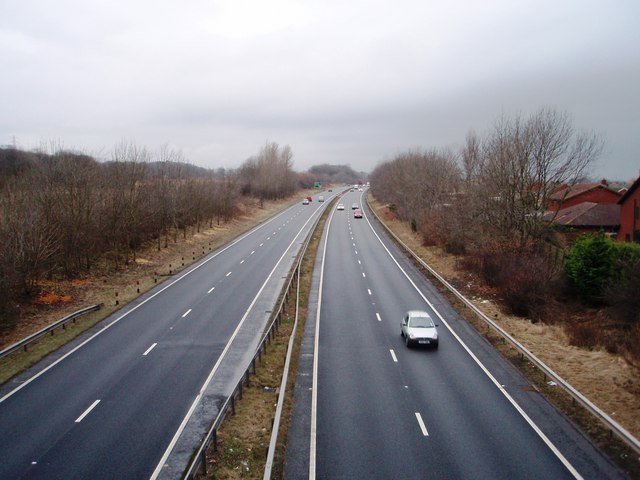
left=409, top=333, right=416, bottom=340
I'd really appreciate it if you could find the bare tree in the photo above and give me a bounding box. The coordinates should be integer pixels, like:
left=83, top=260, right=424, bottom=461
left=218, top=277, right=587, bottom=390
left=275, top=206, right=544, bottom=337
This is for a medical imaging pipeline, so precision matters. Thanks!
left=465, top=108, right=602, bottom=250
left=239, top=142, right=296, bottom=204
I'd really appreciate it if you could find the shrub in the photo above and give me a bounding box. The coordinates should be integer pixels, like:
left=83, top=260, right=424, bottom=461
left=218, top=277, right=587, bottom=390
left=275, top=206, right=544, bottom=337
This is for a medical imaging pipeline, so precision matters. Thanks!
left=564, top=233, right=617, bottom=302
left=565, top=321, right=601, bottom=350
left=606, top=248, right=640, bottom=324
left=473, top=250, right=560, bottom=320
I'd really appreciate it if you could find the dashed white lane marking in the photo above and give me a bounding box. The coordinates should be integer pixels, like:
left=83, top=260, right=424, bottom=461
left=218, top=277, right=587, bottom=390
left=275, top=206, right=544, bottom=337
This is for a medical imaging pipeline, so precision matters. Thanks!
left=355, top=250, right=358, bottom=255
left=260, top=243, right=264, bottom=247
left=226, top=271, right=232, bottom=277
left=415, top=412, right=429, bottom=436
left=267, top=237, right=271, bottom=240
left=367, top=289, right=372, bottom=295
left=75, top=400, right=101, bottom=423
left=362, top=272, right=366, bottom=278
left=358, top=260, right=361, bottom=264
left=240, top=260, right=245, bottom=264
left=352, top=243, right=356, bottom=247
left=182, top=309, right=192, bottom=318
left=390, top=349, right=398, bottom=362
left=143, top=343, right=158, bottom=356
left=251, top=250, right=255, bottom=255
left=208, top=287, right=215, bottom=293
left=376, top=313, right=382, bottom=322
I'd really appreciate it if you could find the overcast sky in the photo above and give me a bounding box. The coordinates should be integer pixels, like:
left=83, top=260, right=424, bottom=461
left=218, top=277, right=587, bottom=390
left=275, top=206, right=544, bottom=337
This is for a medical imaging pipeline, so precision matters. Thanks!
left=1, top=0, right=639, bottom=181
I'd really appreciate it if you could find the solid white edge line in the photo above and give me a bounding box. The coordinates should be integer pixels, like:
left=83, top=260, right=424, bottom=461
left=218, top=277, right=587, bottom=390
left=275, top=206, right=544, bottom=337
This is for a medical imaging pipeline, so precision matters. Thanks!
left=309, top=206, right=335, bottom=480
left=390, top=349, right=398, bottom=363
left=75, top=399, right=101, bottom=423
left=415, top=412, right=429, bottom=436
left=182, top=309, right=191, bottom=318
left=143, top=343, right=157, bottom=356
left=0, top=203, right=297, bottom=406
left=362, top=204, right=583, bottom=480
left=151, top=200, right=328, bottom=480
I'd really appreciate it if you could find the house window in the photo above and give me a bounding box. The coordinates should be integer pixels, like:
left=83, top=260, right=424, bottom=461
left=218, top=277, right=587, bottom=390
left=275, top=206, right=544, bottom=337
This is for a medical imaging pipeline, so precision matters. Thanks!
left=636, top=205, right=640, bottom=220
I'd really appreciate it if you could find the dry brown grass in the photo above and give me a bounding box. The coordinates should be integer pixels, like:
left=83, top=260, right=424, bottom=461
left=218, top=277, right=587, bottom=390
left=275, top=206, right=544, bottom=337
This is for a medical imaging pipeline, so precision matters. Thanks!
left=367, top=196, right=640, bottom=441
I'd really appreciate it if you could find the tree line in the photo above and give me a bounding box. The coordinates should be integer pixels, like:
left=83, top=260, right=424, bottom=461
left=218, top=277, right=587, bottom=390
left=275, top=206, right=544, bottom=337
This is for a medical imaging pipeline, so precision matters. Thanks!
left=370, top=108, right=633, bottom=319
left=0, top=141, right=300, bottom=324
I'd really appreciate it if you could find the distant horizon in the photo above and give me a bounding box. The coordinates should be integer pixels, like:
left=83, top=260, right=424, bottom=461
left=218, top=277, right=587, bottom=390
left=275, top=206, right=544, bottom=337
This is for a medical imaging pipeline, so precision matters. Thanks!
left=2, top=141, right=637, bottom=185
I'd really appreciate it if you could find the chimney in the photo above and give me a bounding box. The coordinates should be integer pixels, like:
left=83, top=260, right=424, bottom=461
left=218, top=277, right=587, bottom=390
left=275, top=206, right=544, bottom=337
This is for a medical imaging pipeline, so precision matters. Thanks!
left=600, top=178, right=608, bottom=186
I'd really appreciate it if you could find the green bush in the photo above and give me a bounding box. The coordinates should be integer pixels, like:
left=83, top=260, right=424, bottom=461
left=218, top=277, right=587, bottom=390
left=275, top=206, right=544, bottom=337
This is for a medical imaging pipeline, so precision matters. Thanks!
left=607, top=242, right=640, bottom=324
left=564, top=233, right=617, bottom=302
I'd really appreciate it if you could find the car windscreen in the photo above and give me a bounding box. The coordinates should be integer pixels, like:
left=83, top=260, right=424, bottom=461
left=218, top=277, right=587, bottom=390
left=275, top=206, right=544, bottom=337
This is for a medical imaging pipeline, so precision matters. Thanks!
left=409, top=316, right=434, bottom=328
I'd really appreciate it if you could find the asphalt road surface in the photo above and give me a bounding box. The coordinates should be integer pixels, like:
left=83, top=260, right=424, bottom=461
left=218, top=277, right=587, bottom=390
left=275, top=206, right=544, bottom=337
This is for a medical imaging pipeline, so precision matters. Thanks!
left=285, top=189, right=627, bottom=480
left=0, top=191, right=335, bottom=480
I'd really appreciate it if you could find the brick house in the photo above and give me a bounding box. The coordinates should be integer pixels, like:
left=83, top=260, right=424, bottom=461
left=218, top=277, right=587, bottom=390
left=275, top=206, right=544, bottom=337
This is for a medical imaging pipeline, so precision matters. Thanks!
left=618, top=176, right=640, bottom=242
left=548, top=180, right=622, bottom=211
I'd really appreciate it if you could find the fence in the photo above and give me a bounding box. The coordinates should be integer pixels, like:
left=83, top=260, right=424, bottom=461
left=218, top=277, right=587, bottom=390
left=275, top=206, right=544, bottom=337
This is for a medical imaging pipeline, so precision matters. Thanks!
left=0, top=304, right=103, bottom=361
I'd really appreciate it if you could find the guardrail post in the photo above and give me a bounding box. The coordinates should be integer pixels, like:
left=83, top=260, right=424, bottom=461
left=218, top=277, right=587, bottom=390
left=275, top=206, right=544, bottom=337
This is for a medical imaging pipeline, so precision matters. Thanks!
left=199, top=449, right=208, bottom=476
left=231, top=394, right=236, bottom=415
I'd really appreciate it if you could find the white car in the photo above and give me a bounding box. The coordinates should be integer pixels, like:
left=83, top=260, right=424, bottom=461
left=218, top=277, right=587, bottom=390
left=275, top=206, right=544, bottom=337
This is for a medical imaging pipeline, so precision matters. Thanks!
left=337, top=203, right=345, bottom=210
left=401, top=310, right=438, bottom=348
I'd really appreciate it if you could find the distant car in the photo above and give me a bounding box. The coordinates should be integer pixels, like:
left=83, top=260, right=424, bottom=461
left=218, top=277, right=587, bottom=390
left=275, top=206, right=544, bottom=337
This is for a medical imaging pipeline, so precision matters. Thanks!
left=302, top=199, right=310, bottom=205
left=328, top=189, right=333, bottom=192
left=306, top=196, right=313, bottom=202
left=353, top=208, right=363, bottom=218
left=351, top=203, right=358, bottom=209
left=318, top=195, right=325, bottom=202
left=350, top=188, right=355, bottom=192
left=337, top=203, right=345, bottom=210
left=401, top=310, right=438, bottom=348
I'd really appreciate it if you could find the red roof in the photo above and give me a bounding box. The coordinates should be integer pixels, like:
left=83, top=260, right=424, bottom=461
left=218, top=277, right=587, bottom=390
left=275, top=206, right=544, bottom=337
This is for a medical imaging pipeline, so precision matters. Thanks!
left=549, top=182, right=616, bottom=201
left=618, top=176, right=640, bottom=204
left=546, top=202, right=620, bottom=227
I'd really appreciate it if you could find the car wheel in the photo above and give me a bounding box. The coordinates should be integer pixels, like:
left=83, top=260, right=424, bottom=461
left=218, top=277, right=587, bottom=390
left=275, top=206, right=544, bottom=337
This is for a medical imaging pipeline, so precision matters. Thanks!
left=405, top=336, right=411, bottom=347
left=433, top=341, right=439, bottom=350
